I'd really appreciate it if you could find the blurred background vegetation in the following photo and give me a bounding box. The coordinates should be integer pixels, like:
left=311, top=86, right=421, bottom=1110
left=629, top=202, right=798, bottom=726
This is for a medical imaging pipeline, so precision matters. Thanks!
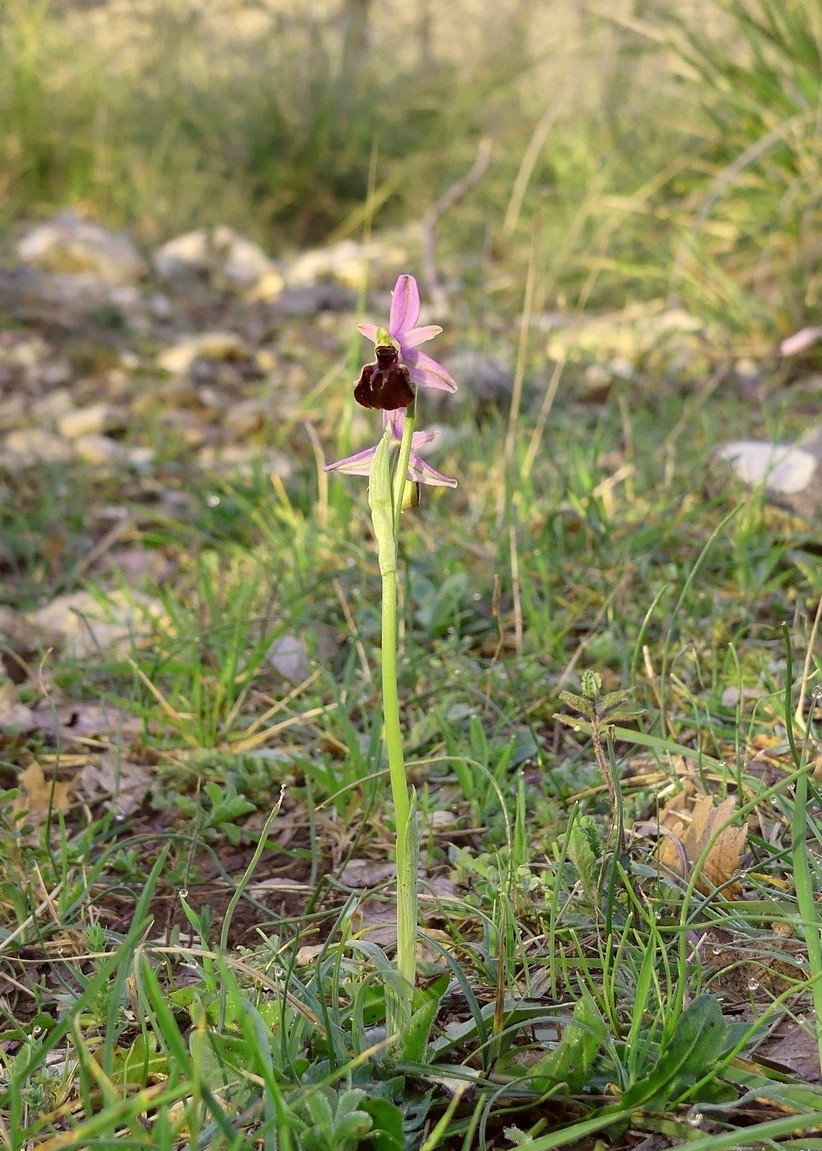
left=0, top=0, right=819, bottom=337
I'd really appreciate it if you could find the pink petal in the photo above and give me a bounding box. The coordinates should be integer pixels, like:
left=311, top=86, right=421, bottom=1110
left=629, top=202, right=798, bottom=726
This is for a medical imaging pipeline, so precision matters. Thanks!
left=384, top=409, right=406, bottom=439
left=400, top=324, right=442, bottom=349
left=324, top=446, right=377, bottom=476
left=410, top=427, right=438, bottom=449
left=405, top=348, right=457, bottom=392
left=389, top=275, right=420, bottom=337
left=407, top=454, right=458, bottom=488
left=357, top=322, right=380, bottom=343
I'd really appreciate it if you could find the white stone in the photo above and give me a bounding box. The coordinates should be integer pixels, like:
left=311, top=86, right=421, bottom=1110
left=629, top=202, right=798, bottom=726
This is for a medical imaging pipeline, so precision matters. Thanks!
left=213, top=225, right=275, bottom=285
left=714, top=441, right=817, bottom=495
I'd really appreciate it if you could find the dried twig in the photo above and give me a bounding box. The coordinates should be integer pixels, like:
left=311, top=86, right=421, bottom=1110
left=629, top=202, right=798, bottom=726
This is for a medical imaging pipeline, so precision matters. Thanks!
left=420, top=137, right=492, bottom=312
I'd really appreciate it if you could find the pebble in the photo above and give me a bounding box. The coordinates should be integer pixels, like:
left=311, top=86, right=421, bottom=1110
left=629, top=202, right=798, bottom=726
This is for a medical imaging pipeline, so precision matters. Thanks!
left=157, top=330, right=248, bottom=375
left=267, top=631, right=311, bottom=683
left=224, top=398, right=267, bottom=438
left=74, top=434, right=124, bottom=466
left=57, top=403, right=123, bottom=440
left=2, top=428, right=77, bottom=467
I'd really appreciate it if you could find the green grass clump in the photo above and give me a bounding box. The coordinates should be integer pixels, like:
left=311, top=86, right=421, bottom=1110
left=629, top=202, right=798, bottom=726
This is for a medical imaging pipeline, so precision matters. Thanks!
left=662, top=0, right=822, bottom=333
left=1, top=342, right=821, bottom=1145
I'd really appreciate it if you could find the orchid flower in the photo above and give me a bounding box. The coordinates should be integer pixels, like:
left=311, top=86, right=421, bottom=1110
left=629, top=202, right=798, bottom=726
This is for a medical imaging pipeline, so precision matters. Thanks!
left=324, top=409, right=457, bottom=489
left=358, top=274, right=457, bottom=396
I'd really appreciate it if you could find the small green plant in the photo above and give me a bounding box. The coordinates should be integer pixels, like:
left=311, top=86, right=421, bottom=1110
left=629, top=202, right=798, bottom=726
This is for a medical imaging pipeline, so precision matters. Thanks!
left=557, top=670, right=642, bottom=848
left=295, top=1086, right=373, bottom=1151
left=153, top=779, right=256, bottom=845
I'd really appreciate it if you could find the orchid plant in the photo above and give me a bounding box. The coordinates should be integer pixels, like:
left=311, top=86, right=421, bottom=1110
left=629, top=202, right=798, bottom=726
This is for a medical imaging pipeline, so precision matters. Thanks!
left=325, top=275, right=456, bottom=1043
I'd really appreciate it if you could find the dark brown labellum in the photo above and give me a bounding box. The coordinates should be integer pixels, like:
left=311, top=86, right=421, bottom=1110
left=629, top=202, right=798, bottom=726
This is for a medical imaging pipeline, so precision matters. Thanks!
left=354, top=345, right=414, bottom=410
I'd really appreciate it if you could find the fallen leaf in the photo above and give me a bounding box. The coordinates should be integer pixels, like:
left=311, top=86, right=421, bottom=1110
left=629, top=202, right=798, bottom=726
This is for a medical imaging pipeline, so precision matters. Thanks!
left=657, top=795, right=746, bottom=894
left=0, top=683, right=38, bottom=732
left=78, top=754, right=151, bottom=818
left=756, top=1016, right=822, bottom=1083
left=15, top=762, right=72, bottom=822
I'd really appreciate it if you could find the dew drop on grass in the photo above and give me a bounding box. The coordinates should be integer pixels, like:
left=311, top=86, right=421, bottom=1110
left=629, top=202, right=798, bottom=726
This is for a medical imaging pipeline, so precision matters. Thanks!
left=472, top=592, right=481, bottom=601
left=206, top=494, right=221, bottom=507
left=748, top=977, right=759, bottom=991
left=687, top=1110, right=704, bottom=1128
left=179, top=889, right=188, bottom=900
left=711, top=946, right=721, bottom=956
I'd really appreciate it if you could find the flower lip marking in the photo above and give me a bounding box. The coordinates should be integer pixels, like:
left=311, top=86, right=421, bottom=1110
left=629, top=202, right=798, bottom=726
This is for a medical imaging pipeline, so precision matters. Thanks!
left=354, top=344, right=415, bottom=411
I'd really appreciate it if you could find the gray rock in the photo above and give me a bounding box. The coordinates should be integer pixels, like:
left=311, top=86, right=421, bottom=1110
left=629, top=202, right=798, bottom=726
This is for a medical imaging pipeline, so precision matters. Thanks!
left=276, top=282, right=356, bottom=316
left=25, top=589, right=166, bottom=659
left=74, top=434, right=125, bottom=466
left=285, top=239, right=372, bottom=288
left=442, top=350, right=514, bottom=407
left=17, top=211, right=146, bottom=285
left=153, top=225, right=277, bottom=287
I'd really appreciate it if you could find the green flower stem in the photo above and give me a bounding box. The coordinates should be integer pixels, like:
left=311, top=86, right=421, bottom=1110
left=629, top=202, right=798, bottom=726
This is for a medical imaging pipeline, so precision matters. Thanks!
left=369, top=423, right=418, bottom=1039
left=392, top=402, right=416, bottom=535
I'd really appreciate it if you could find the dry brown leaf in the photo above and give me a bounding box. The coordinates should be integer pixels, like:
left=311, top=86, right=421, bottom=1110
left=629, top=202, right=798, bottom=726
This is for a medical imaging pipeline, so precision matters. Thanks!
left=0, top=683, right=37, bottom=731
left=78, top=754, right=151, bottom=818
left=756, top=1016, right=822, bottom=1083
left=657, top=795, right=747, bottom=894
left=15, top=762, right=73, bottom=821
